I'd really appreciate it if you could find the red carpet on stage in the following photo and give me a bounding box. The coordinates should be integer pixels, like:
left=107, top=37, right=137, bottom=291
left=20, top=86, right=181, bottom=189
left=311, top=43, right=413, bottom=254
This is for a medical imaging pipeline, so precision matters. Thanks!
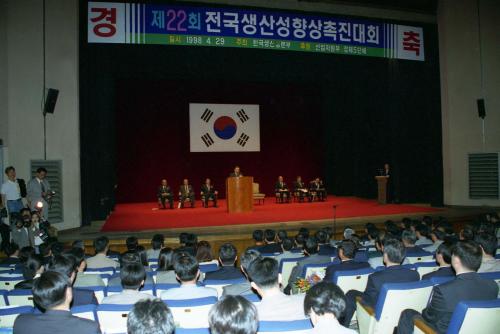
left=101, top=196, right=441, bottom=232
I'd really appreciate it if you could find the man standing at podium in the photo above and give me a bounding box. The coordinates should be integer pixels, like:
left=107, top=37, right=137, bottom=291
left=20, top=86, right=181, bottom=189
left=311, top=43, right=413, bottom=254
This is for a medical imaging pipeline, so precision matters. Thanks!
left=201, top=178, right=218, bottom=208
left=179, top=179, right=195, bottom=208
left=383, top=163, right=393, bottom=203
left=157, top=179, right=173, bottom=209
left=229, top=166, right=243, bottom=177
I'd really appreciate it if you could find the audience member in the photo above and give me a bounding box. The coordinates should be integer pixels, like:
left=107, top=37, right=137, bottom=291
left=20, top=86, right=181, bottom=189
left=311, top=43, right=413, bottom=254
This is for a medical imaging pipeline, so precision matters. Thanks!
left=323, top=240, right=370, bottom=282
left=14, top=254, right=44, bottom=289
left=205, top=243, right=244, bottom=280
left=209, top=295, right=258, bottom=334
left=422, top=241, right=455, bottom=280
left=415, top=224, right=432, bottom=245
left=423, top=230, right=445, bottom=253
left=277, top=230, right=288, bottom=243
left=101, top=262, right=154, bottom=304
left=257, top=229, right=282, bottom=254
left=146, top=234, right=164, bottom=260
left=108, top=252, right=154, bottom=287
left=0, top=242, right=20, bottom=265
left=156, top=247, right=178, bottom=284
left=13, top=271, right=101, bottom=334
left=86, top=236, right=119, bottom=269
left=475, top=232, right=500, bottom=273
left=160, top=254, right=217, bottom=299
left=247, top=257, right=306, bottom=321
left=342, top=238, right=419, bottom=326
left=316, top=229, right=336, bottom=256
left=275, top=238, right=299, bottom=263
left=401, top=229, right=432, bottom=257
left=304, top=282, right=356, bottom=334
left=177, top=233, right=197, bottom=256
left=70, top=247, right=105, bottom=287
left=136, top=245, right=150, bottom=269
left=397, top=240, right=499, bottom=333
left=196, top=240, right=218, bottom=264
left=39, top=242, right=53, bottom=265
left=127, top=299, right=174, bottom=334
left=11, top=216, right=30, bottom=248
left=248, top=230, right=265, bottom=250
left=223, top=249, right=262, bottom=297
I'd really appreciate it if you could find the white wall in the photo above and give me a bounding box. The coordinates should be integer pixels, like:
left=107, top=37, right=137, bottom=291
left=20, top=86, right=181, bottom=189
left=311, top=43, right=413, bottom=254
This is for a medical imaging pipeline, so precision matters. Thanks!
left=2, top=0, right=80, bottom=230
left=439, top=0, right=500, bottom=207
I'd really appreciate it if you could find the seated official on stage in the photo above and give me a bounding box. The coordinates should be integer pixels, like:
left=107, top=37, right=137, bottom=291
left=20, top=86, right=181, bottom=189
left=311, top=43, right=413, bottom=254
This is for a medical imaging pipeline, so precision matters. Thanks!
left=309, top=177, right=327, bottom=201
left=178, top=179, right=195, bottom=208
left=293, top=176, right=310, bottom=202
left=200, top=178, right=218, bottom=208
left=275, top=176, right=290, bottom=203
left=229, top=165, right=243, bottom=177
left=157, top=179, right=174, bottom=209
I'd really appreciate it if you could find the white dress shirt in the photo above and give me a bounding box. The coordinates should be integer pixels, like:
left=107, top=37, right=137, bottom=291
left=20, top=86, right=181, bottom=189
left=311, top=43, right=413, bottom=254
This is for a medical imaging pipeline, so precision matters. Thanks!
left=312, top=317, right=356, bottom=334
left=1, top=180, right=21, bottom=200
left=160, top=283, right=217, bottom=300
left=85, top=253, right=119, bottom=269
left=256, top=290, right=307, bottom=321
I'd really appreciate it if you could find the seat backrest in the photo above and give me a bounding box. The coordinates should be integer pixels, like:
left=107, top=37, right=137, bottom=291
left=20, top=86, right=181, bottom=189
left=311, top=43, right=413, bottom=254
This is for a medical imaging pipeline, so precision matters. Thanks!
left=333, top=268, right=375, bottom=293
left=85, top=267, right=115, bottom=276
left=155, top=283, right=180, bottom=296
left=414, top=262, right=439, bottom=277
left=406, top=255, right=435, bottom=264
left=301, top=263, right=330, bottom=280
left=354, top=251, right=368, bottom=262
left=77, top=286, right=107, bottom=304
left=0, top=305, right=34, bottom=328
left=0, top=278, right=23, bottom=291
left=6, top=290, right=34, bottom=307
left=71, top=304, right=97, bottom=321
left=430, top=276, right=454, bottom=286
left=279, top=258, right=305, bottom=288
left=163, top=297, right=217, bottom=329
left=373, top=280, right=433, bottom=333
left=199, top=263, right=218, bottom=273
left=0, top=291, right=7, bottom=307
left=96, top=304, right=134, bottom=334
left=257, top=319, right=313, bottom=334
left=446, top=299, right=500, bottom=334
left=204, top=278, right=246, bottom=297
left=175, top=328, right=210, bottom=334
left=253, top=183, right=259, bottom=193
left=478, top=271, right=500, bottom=283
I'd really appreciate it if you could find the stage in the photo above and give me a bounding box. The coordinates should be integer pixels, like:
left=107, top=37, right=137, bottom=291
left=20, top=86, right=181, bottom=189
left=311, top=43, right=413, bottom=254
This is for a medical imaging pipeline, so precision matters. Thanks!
left=101, top=196, right=441, bottom=233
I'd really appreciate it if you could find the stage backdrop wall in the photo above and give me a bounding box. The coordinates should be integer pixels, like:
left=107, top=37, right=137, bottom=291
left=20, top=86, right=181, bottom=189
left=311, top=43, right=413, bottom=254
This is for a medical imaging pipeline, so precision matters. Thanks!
left=79, top=1, right=443, bottom=224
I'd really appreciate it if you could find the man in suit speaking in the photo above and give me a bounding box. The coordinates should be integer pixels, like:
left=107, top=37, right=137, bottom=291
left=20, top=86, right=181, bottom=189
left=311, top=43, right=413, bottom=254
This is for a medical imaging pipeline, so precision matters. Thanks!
left=229, top=166, right=243, bottom=177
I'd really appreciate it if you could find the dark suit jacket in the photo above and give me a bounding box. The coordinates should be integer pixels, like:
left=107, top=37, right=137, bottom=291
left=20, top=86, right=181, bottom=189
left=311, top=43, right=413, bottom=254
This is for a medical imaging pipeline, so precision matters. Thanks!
left=275, top=182, right=288, bottom=191
left=73, top=287, right=98, bottom=306
left=14, top=310, right=101, bottom=334
left=201, top=184, right=216, bottom=195
left=204, top=266, right=244, bottom=280
left=324, top=260, right=370, bottom=282
left=179, top=185, right=194, bottom=196
left=361, top=265, right=420, bottom=306
left=157, top=185, right=172, bottom=197
left=293, top=181, right=306, bottom=191
left=229, top=172, right=242, bottom=177
left=258, top=243, right=282, bottom=254
left=318, top=244, right=337, bottom=256
left=422, top=266, right=455, bottom=280
left=422, top=272, right=498, bottom=333
left=405, top=246, right=432, bottom=257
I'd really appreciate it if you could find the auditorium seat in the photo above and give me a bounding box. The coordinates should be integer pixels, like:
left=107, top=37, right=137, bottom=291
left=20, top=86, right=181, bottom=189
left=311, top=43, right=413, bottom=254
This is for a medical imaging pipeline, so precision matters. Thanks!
left=0, top=306, right=33, bottom=329
left=257, top=319, right=313, bottom=334
left=0, top=278, right=23, bottom=291
left=154, top=283, right=180, bottom=296
left=78, top=286, right=106, bottom=303
left=332, top=267, right=375, bottom=293
left=96, top=304, right=133, bottom=333
left=429, top=276, right=454, bottom=286
left=0, top=291, right=7, bottom=307
left=204, top=278, right=246, bottom=297
left=300, top=263, right=331, bottom=280
left=406, top=255, right=435, bottom=264
left=198, top=263, right=218, bottom=273
left=414, top=299, right=500, bottom=334
left=163, top=297, right=217, bottom=329
left=279, top=257, right=305, bottom=288
left=175, top=329, right=210, bottom=334
left=85, top=267, right=116, bottom=276
left=414, top=262, right=440, bottom=277
left=354, top=250, right=369, bottom=262
left=6, top=290, right=33, bottom=307
left=356, top=280, right=434, bottom=334
left=0, top=270, right=22, bottom=278
left=71, top=304, right=97, bottom=321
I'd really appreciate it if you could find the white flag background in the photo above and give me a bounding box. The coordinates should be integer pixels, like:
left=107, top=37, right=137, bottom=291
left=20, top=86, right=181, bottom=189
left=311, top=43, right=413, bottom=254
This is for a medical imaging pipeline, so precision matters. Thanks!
left=189, top=103, right=260, bottom=152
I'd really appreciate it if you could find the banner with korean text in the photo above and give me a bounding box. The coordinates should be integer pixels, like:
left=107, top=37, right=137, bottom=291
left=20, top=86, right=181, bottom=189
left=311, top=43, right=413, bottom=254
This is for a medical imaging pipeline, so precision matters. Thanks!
left=88, top=2, right=424, bottom=61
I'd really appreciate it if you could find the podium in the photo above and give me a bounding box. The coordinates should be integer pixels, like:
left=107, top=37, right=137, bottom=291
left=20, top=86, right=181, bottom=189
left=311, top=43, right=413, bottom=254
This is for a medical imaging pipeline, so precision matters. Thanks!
left=226, top=176, right=254, bottom=213
left=375, top=176, right=388, bottom=204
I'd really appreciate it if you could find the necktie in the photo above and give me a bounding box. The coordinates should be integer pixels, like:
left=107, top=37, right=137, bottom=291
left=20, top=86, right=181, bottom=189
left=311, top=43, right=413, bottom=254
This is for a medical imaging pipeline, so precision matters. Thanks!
left=41, top=181, right=46, bottom=193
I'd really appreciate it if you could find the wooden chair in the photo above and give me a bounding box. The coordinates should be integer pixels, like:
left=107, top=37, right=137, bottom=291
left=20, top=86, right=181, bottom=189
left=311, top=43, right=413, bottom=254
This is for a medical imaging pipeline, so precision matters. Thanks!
left=253, top=183, right=265, bottom=205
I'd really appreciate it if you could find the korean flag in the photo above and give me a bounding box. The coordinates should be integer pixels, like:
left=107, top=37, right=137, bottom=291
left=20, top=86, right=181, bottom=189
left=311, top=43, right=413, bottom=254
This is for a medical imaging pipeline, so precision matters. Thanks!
left=189, top=103, right=260, bottom=152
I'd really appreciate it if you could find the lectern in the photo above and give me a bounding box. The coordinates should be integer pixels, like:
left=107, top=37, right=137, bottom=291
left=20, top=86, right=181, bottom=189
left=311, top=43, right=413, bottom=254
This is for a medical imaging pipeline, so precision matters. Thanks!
left=226, top=176, right=254, bottom=213
left=375, top=176, right=388, bottom=204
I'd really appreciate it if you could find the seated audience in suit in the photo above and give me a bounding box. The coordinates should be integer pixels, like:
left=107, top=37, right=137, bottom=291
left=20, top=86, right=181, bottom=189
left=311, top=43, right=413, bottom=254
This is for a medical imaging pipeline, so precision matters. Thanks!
left=294, top=233, right=306, bottom=252
left=156, top=248, right=178, bottom=284
left=361, top=225, right=379, bottom=247
left=223, top=249, right=262, bottom=297
left=247, top=230, right=265, bottom=250
left=205, top=243, right=244, bottom=280
left=136, top=245, right=151, bottom=270
left=196, top=240, right=218, bottom=265
left=276, top=230, right=288, bottom=244
left=247, top=257, right=306, bottom=321
left=316, top=229, right=337, bottom=256
left=146, top=234, right=164, bottom=261
left=108, top=253, right=154, bottom=287
left=323, top=240, right=370, bottom=282
left=285, top=238, right=332, bottom=293
left=422, top=241, right=455, bottom=280
left=342, top=238, right=420, bottom=326
left=257, top=229, right=282, bottom=254
left=127, top=299, right=174, bottom=334
left=1, top=242, right=20, bottom=265
left=176, top=232, right=197, bottom=256
left=209, top=295, right=258, bottom=334
left=50, top=242, right=65, bottom=257
left=397, top=240, right=499, bottom=334
left=424, top=230, right=445, bottom=253
left=102, top=262, right=155, bottom=304
left=16, top=246, right=36, bottom=270
left=86, top=236, right=119, bottom=269
left=475, top=232, right=500, bottom=273
left=13, top=271, right=101, bottom=334
left=123, top=236, right=139, bottom=255
left=14, top=254, right=44, bottom=289
left=304, top=282, right=356, bottom=334
left=70, top=247, right=105, bottom=287
left=402, top=229, right=432, bottom=257
left=71, top=240, right=91, bottom=258
left=49, top=254, right=98, bottom=306
left=459, top=226, right=475, bottom=241
left=39, top=242, right=53, bottom=266
left=275, top=238, right=301, bottom=263
left=161, top=253, right=217, bottom=299
left=415, top=224, right=432, bottom=246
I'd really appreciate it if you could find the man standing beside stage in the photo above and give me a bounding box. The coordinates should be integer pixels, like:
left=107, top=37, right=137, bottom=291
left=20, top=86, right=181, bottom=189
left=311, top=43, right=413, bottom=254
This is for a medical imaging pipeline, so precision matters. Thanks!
left=157, top=179, right=173, bottom=209
left=27, top=167, right=52, bottom=220
left=1, top=166, right=27, bottom=216
left=201, top=178, right=218, bottom=208
left=229, top=166, right=243, bottom=177
left=179, top=179, right=195, bottom=208
left=275, top=176, right=290, bottom=203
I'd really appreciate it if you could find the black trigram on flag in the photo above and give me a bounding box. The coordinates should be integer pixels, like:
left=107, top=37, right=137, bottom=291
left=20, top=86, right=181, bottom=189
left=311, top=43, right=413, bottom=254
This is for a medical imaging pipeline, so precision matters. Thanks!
left=236, top=109, right=250, bottom=123
left=237, top=133, right=250, bottom=147
left=201, top=133, right=214, bottom=147
left=200, top=108, right=214, bottom=122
